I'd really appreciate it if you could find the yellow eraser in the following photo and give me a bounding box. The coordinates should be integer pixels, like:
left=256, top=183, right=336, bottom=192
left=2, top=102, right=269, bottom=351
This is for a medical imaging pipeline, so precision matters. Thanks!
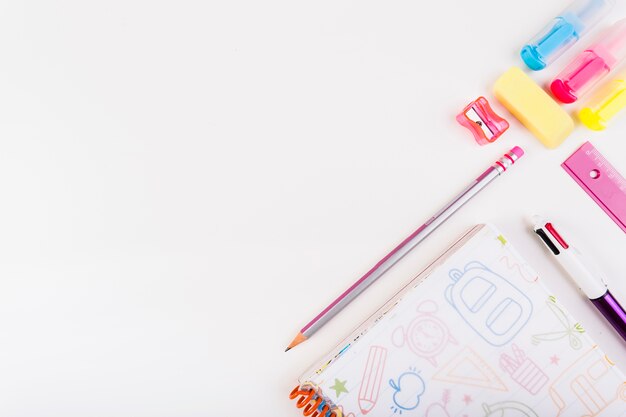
left=494, top=67, right=574, bottom=149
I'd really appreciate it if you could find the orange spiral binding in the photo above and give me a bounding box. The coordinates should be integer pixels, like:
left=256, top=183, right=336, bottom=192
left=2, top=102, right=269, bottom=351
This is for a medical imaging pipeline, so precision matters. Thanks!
left=289, top=385, right=341, bottom=417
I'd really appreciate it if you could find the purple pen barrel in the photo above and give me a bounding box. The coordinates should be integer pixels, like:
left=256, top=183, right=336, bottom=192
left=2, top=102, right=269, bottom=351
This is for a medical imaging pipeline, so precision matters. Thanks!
left=591, top=291, right=626, bottom=341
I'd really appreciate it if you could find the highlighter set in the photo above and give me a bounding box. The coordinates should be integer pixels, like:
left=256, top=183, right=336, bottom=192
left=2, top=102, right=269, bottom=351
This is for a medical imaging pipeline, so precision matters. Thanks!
left=458, top=0, right=626, bottom=148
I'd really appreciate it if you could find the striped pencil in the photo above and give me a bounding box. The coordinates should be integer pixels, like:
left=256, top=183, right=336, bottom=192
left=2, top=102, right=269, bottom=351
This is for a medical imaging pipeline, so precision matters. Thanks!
left=285, top=147, right=524, bottom=351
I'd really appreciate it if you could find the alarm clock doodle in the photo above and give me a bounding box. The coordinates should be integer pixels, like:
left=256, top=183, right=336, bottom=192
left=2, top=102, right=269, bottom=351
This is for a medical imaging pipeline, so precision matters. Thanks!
left=391, top=300, right=458, bottom=366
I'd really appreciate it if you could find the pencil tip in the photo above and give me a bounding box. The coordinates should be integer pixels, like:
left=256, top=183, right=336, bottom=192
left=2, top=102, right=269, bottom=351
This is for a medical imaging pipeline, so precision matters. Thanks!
left=286, top=332, right=308, bottom=351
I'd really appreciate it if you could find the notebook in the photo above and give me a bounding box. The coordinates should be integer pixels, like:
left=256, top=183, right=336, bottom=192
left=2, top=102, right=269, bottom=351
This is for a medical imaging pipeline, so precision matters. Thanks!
left=288, top=224, right=626, bottom=417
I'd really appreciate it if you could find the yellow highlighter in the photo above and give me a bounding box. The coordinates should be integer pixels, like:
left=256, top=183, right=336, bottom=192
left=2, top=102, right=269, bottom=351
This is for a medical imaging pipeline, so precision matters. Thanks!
left=580, top=72, right=626, bottom=131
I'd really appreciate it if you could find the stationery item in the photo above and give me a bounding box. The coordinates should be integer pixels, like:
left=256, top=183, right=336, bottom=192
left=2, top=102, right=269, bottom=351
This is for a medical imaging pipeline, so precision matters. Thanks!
left=521, top=0, right=615, bottom=71
left=456, top=97, right=509, bottom=145
left=499, top=344, right=549, bottom=395
left=551, top=18, right=626, bottom=103
left=533, top=217, right=626, bottom=341
left=358, top=346, right=387, bottom=413
left=288, top=225, right=626, bottom=417
left=285, top=148, right=525, bottom=351
left=562, top=141, right=626, bottom=233
left=580, top=70, right=626, bottom=130
left=494, top=67, right=574, bottom=149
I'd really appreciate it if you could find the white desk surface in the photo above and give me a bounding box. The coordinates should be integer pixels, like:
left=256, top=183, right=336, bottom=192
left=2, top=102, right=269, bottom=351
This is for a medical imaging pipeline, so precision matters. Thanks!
left=1, top=0, right=625, bottom=415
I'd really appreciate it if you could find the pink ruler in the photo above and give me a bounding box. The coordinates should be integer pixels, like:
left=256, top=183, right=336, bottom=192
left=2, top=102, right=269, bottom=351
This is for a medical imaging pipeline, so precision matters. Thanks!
left=562, top=141, right=626, bottom=233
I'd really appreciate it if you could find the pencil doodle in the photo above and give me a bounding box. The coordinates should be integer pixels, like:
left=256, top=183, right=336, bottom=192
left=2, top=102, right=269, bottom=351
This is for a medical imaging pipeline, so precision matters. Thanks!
left=358, top=345, right=387, bottom=414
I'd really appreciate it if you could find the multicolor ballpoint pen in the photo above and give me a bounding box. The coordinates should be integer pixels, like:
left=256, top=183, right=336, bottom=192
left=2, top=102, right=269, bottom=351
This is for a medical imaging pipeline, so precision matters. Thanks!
left=285, top=147, right=525, bottom=351
left=533, top=216, right=626, bottom=342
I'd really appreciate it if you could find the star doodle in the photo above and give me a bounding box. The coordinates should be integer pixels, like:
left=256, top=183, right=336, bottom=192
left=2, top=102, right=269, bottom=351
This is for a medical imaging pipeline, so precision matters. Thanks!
left=330, top=378, right=348, bottom=397
left=462, top=394, right=472, bottom=405
left=550, top=354, right=560, bottom=365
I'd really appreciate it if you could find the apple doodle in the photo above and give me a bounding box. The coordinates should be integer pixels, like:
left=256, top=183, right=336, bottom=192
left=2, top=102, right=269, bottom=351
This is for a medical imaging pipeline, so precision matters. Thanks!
left=389, top=367, right=426, bottom=414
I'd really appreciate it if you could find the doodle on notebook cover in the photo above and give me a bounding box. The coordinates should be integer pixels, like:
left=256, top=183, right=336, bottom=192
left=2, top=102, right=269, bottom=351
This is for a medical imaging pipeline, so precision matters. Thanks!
left=391, top=300, right=458, bottom=366
left=358, top=345, right=387, bottom=415
left=432, top=347, right=507, bottom=391
left=499, top=344, right=549, bottom=395
left=337, top=407, right=355, bottom=417
left=549, top=346, right=626, bottom=417
left=329, top=378, right=348, bottom=398
left=446, top=261, right=533, bottom=346
left=499, top=255, right=538, bottom=283
left=389, top=367, right=426, bottom=414
left=531, top=296, right=584, bottom=350
left=482, top=401, right=539, bottom=417
left=424, top=389, right=451, bottom=417
left=294, top=228, right=626, bottom=417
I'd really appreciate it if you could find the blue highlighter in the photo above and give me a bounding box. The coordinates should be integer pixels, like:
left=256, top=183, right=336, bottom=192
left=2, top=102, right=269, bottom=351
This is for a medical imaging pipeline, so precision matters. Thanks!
left=521, top=0, right=615, bottom=71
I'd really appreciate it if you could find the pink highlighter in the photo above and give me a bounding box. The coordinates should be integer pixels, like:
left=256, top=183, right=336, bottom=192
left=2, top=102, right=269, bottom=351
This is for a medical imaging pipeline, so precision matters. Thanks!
left=551, top=18, right=626, bottom=103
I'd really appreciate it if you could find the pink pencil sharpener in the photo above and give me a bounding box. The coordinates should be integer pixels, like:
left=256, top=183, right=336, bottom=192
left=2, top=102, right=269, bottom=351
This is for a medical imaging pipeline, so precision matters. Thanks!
left=457, top=97, right=510, bottom=145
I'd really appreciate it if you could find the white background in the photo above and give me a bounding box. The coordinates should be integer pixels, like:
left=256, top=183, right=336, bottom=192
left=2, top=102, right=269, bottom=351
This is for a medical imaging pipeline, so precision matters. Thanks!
left=0, top=0, right=625, bottom=415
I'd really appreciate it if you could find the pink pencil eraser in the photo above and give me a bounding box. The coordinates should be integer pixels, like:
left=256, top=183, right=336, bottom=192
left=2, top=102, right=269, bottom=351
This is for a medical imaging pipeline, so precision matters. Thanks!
left=510, top=146, right=524, bottom=159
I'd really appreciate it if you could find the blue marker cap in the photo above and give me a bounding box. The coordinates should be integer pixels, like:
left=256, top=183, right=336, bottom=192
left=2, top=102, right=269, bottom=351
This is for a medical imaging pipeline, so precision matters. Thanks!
left=521, top=0, right=615, bottom=71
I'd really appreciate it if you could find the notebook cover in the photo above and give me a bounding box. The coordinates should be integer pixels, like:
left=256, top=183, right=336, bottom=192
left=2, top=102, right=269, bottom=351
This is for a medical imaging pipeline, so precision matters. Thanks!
left=291, top=224, right=626, bottom=417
